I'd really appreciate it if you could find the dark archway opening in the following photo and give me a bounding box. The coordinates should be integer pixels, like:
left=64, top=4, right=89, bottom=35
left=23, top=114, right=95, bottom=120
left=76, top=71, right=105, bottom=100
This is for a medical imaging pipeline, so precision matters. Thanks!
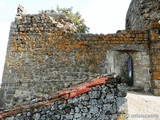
left=120, top=53, right=133, bottom=86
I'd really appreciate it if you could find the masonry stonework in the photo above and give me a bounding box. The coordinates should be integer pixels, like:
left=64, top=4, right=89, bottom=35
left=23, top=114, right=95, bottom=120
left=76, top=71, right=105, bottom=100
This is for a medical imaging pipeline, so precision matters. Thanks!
left=126, top=0, right=160, bottom=30
left=1, top=11, right=151, bottom=108
left=0, top=76, right=128, bottom=120
left=1, top=0, right=160, bottom=118
left=126, top=0, right=160, bottom=95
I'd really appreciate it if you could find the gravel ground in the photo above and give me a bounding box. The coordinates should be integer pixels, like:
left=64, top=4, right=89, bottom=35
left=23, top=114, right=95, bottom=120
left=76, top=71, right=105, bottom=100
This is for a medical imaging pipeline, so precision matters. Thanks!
left=126, top=91, right=160, bottom=120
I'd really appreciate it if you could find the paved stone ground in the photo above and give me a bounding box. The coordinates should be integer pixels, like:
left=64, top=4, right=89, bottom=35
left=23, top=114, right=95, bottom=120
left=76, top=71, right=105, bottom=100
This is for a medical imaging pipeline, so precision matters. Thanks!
left=126, top=91, right=160, bottom=120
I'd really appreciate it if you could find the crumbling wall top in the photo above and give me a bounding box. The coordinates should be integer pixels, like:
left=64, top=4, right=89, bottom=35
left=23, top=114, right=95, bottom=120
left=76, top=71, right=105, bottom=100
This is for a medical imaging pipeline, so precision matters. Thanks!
left=126, top=0, right=160, bottom=30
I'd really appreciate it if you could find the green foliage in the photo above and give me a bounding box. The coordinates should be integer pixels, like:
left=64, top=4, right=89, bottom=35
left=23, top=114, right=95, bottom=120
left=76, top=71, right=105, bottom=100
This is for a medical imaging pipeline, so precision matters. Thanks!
left=39, top=6, right=89, bottom=33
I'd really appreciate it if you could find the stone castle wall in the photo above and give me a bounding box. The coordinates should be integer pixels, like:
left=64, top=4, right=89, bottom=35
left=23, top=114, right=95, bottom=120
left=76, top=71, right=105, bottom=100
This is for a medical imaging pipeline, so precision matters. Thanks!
left=1, top=11, right=151, bottom=108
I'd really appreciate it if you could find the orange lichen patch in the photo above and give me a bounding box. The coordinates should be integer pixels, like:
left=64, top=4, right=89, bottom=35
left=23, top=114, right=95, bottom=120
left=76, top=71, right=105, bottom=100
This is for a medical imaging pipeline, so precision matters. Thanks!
left=139, top=34, right=143, bottom=38
left=105, top=44, right=108, bottom=48
left=31, top=42, right=36, bottom=47
left=157, top=44, right=160, bottom=49
left=64, top=62, right=68, bottom=65
left=79, top=45, right=86, bottom=50
left=158, top=3, right=160, bottom=10
left=153, top=60, right=160, bottom=65
left=93, top=55, right=100, bottom=64
left=156, top=67, right=160, bottom=72
left=46, top=37, right=52, bottom=41
left=56, top=41, right=68, bottom=51
left=120, top=41, right=125, bottom=44
left=104, top=37, right=108, bottom=41
left=38, top=59, right=44, bottom=63
left=42, top=48, right=46, bottom=52
left=157, top=82, right=160, bottom=89
left=85, top=55, right=89, bottom=60
left=12, top=43, right=17, bottom=51
left=74, top=44, right=81, bottom=49
left=89, top=64, right=94, bottom=69
left=117, top=116, right=121, bottom=120
left=128, top=41, right=132, bottom=44
left=26, top=74, right=31, bottom=78
left=143, top=44, right=148, bottom=49
left=18, top=47, right=23, bottom=52
left=149, top=22, right=160, bottom=29
left=152, top=72, right=160, bottom=80
left=31, top=59, right=36, bottom=62
left=97, top=44, right=102, bottom=48
left=89, top=52, right=93, bottom=56
left=19, top=75, right=23, bottom=79
left=157, top=54, right=160, bottom=59
left=73, top=41, right=82, bottom=49
left=95, top=59, right=100, bottom=65
left=11, top=35, right=16, bottom=40
left=46, top=52, right=50, bottom=56
left=151, top=33, right=159, bottom=40
left=75, top=53, right=81, bottom=61
left=57, top=32, right=63, bottom=36
left=28, top=48, right=33, bottom=52
left=25, top=40, right=31, bottom=45
left=109, top=44, right=114, bottom=48
left=58, top=57, right=62, bottom=61
left=65, top=48, right=71, bottom=52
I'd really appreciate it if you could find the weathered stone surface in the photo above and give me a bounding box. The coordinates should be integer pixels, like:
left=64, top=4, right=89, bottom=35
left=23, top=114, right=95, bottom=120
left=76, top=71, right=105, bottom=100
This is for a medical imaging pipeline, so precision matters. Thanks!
left=126, top=0, right=159, bottom=30
left=1, top=77, right=128, bottom=120
left=151, top=88, right=160, bottom=96
left=32, top=113, right=41, bottom=120
left=116, top=97, right=128, bottom=114
left=117, top=83, right=127, bottom=97
left=2, top=0, right=160, bottom=116
left=2, top=12, right=151, bottom=108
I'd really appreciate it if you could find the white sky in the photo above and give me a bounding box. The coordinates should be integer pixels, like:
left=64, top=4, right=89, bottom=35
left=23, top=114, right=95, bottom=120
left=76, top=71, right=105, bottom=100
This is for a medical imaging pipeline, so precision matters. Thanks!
left=0, top=0, right=131, bottom=84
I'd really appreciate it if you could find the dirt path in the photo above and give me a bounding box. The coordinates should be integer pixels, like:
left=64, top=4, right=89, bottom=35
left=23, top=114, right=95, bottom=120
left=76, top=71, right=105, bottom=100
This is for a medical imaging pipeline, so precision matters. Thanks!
left=126, top=91, right=160, bottom=120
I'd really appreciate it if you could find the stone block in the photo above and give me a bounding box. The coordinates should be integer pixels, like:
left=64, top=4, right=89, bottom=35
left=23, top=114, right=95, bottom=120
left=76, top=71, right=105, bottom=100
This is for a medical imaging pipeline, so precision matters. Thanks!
left=144, top=82, right=150, bottom=92
left=152, top=80, right=160, bottom=89
left=116, top=97, right=128, bottom=114
left=6, top=88, right=15, bottom=95
left=6, top=95, right=14, bottom=100
left=151, top=88, right=160, bottom=96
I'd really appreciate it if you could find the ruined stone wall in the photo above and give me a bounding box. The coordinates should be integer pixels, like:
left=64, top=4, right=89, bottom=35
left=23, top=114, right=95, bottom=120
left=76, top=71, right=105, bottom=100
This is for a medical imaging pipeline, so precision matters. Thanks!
left=1, top=11, right=151, bottom=109
left=126, top=0, right=160, bottom=30
left=0, top=77, right=128, bottom=120
left=125, top=0, right=160, bottom=96
left=149, top=22, right=160, bottom=95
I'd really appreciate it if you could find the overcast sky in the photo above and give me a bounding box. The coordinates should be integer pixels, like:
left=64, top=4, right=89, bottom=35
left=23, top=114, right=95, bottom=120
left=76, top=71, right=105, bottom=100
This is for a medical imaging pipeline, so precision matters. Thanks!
left=0, top=0, right=131, bottom=84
